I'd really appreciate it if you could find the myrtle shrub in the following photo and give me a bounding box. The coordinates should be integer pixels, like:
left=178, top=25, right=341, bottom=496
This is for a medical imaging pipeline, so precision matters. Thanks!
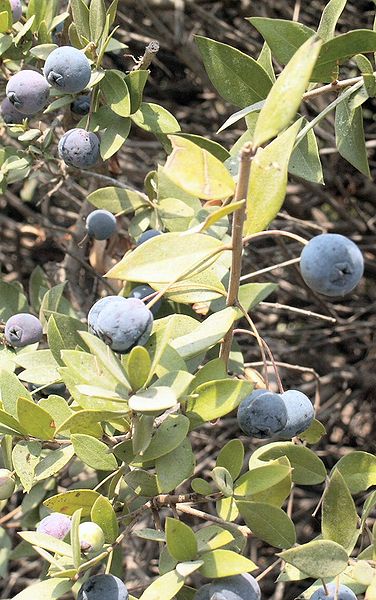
left=0, top=0, right=375, bottom=599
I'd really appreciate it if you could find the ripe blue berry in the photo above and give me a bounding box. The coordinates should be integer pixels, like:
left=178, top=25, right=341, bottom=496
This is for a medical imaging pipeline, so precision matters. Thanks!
left=44, top=46, right=91, bottom=93
left=0, top=97, right=26, bottom=124
left=58, top=128, right=100, bottom=169
left=5, top=313, right=43, bottom=348
left=129, top=285, right=161, bottom=316
left=88, top=296, right=153, bottom=354
left=300, top=234, right=364, bottom=297
left=195, top=574, right=261, bottom=600
left=6, top=70, right=50, bottom=115
left=136, top=229, right=162, bottom=246
left=237, top=390, right=288, bottom=439
left=86, top=210, right=117, bottom=240
left=37, top=513, right=72, bottom=540
left=77, top=574, right=129, bottom=600
left=71, top=94, right=91, bottom=116
left=277, top=390, right=315, bottom=439
left=10, top=0, right=22, bottom=22
left=310, top=583, right=357, bottom=600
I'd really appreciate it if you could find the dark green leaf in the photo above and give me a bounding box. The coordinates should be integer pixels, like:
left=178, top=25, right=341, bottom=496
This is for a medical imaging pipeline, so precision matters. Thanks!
left=278, top=540, right=349, bottom=578
left=196, top=36, right=273, bottom=108
left=237, top=501, right=296, bottom=548
left=248, top=18, right=314, bottom=65
left=322, top=469, right=358, bottom=550
left=335, top=91, right=370, bottom=177
left=166, top=517, right=198, bottom=561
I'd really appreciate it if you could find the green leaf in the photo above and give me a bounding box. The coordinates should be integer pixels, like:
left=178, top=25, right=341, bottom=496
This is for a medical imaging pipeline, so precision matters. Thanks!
left=234, top=460, right=292, bottom=498
left=156, top=438, right=195, bottom=493
left=124, top=469, right=159, bottom=497
left=70, top=0, right=90, bottom=42
left=257, top=42, right=275, bottom=82
left=195, top=36, right=273, bottom=108
left=166, top=517, right=198, bottom=561
left=11, top=578, right=72, bottom=600
left=70, top=508, right=82, bottom=569
left=44, top=489, right=100, bottom=517
left=175, top=133, right=230, bottom=162
left=289, top=124, right=324, bottom=184
left=16, top=349, right=61, bottom=386
left=237, top=501, right=296, bottom=548
left=216, top=496, right=239, bottom=522
left=317, top=0, right=348, bottom=43
left=186, top=379, right=252, bottom=428
left=199, top=549, right=257, bottom=578
left=211, top=467, right=233, bottom=497
left=34, top=446, right=75, bottom=481
left=278, top=540, right=349, bottom=578
left=313, top=30, right=376, bottom=82
left=135, top=414, right=190, bottom=462
left=87, top=186, right=147, bottom=215
left=335, top=451, right=376, bottom=494
left=0, top=409, right=26, bottom=435
left=249, top=442, right=327, bottom=485
left=71, top=434, right=118, bottom=471
left=129, top=387, right=177, bottom=416
left=101, top=70, right=131, bottom=117
left=139, top=569, right=184, bottom=600
left=171, top=307, right=238, bottom=361
left=89, top=0, right=105, bottom=43
left=254, top=36, right=322, bottom=147
left=125, top=70, right=149, bottom=114
left=0, top=281, right=28, bottom=321
left=164, top=135, right=235, bottom=200
left=91, top=495, right=119, bottom=543
left=17, top=397, right=56, bottom=440
left=248, top=18, right=314, bottom=65
left=131, top=102, right=180, bottom=135
left=245, top=119, right=302, bottom=235
left=216, top=440, right=244, bottom=481
left=12, top=440, right=42, bottom=492
left=191, top=478, right=213, bottom=496
left=335, top=91, right=370, bottom=177
left=100, top=117, right=131, bottom=160
left=19, top=531, right=72, bottom=557
left=47, top=314, right=87, bottom=366
left=196, top=527, right=234, bottom=553
left=126, top=346, right=151, bottom=391
left=299, top=419, right=326, bottom=444
left=106, top=231, right=225, bottom=283
left=322, top=469, right=358, bottom=550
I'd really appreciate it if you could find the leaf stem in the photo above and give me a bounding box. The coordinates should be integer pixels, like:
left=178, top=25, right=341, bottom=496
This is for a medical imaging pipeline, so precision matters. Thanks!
left=220, top=143, right=255, bottom=367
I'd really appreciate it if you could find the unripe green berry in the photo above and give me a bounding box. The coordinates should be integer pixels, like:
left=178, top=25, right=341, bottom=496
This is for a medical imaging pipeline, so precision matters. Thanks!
left=78, top=522, right=105, bottom=554
left=0, top=469, right=16, bottom=500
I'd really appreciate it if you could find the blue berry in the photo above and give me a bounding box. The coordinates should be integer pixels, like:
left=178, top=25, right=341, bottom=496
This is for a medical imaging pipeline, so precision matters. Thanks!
left=195, top=574, right=261, bottom=600
left=88, top=296, right=153, bottom=354
left=277, top=390, right=315, bottom=439
left=5, top=313, right=43, bottom=348
left=129, top=285, right=161, bottom=316
left=0, top=97, right=26, bottom=124
left=58, top=128, right=100, bottom=169
left=237, top=390, right=288, bottom=439
left=71, top=94, right=91, bottom=116
left=136, top=229, right=162, bottom=246
left=86, top=210, right=117, bottom=240
left=300, top=234, right=364, bottom=297
left=77, top=574, right=129, bottom=600
left=44, top=46, right=91, bottom=94
left=6, top=70, right=49, bottom=115
left=37, top=513, right=71, bottom=540
left=310, top=583, right=357, bottom=600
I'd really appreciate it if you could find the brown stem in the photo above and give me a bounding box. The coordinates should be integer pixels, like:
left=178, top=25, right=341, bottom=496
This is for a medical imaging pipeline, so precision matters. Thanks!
left=220, top=143, right=255, bottom=367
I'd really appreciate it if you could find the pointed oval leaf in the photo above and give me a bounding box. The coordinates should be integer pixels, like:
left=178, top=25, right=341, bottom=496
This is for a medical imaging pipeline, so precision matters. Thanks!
left=101, top=70, right=131, bottom=117
left=44, top=489, right=100, bottom=517
left=199, top=549, right=257, bottom=578
left=156, top=438, right=195, bottom=493
left=11, top=578, right=72, bottom=600
left=35, top=446, right=75, bottom=481
left=106, top=232, right=225, bottom=283
left=237, top=501, right=296, bottom=549
left=195, top=35, right=273, bottom=108
left=186, top=379, right=252, bottom=428
left=126, top=346, right=151, bottom=391
left=91, top=495, right=119, bottom=543
left=164, top=136, right=235, bottom=200
left=129, top=387, right=177, bottom=416
left=248, top=17, right=314, bottom=65
left=166, top=517, right=198, bottom=562
left=322, top=469, right=358, bottom=550
left=249, top=442, right=326, bottom=485
left=245, top=119, right=302, bottom=235
left=19, top=531, right=73, bottom=557
left=216, top=440, right=244, bottom=481
left=335, top=92, right=370, bottom=177
left=135, top=414, right=190, bottom=462
left=254, top=36, right=322, bottom=147
left=17, top=397, right=56, bottom=441
left=335, top=451, right=376, bottom=494
left=278, top=540, right=349, bottom=579
left=139, top=569, right=184, bottom=600
left=71, top=434, right=118, bottom=471
left=234, top=461, right=291, bottom=498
